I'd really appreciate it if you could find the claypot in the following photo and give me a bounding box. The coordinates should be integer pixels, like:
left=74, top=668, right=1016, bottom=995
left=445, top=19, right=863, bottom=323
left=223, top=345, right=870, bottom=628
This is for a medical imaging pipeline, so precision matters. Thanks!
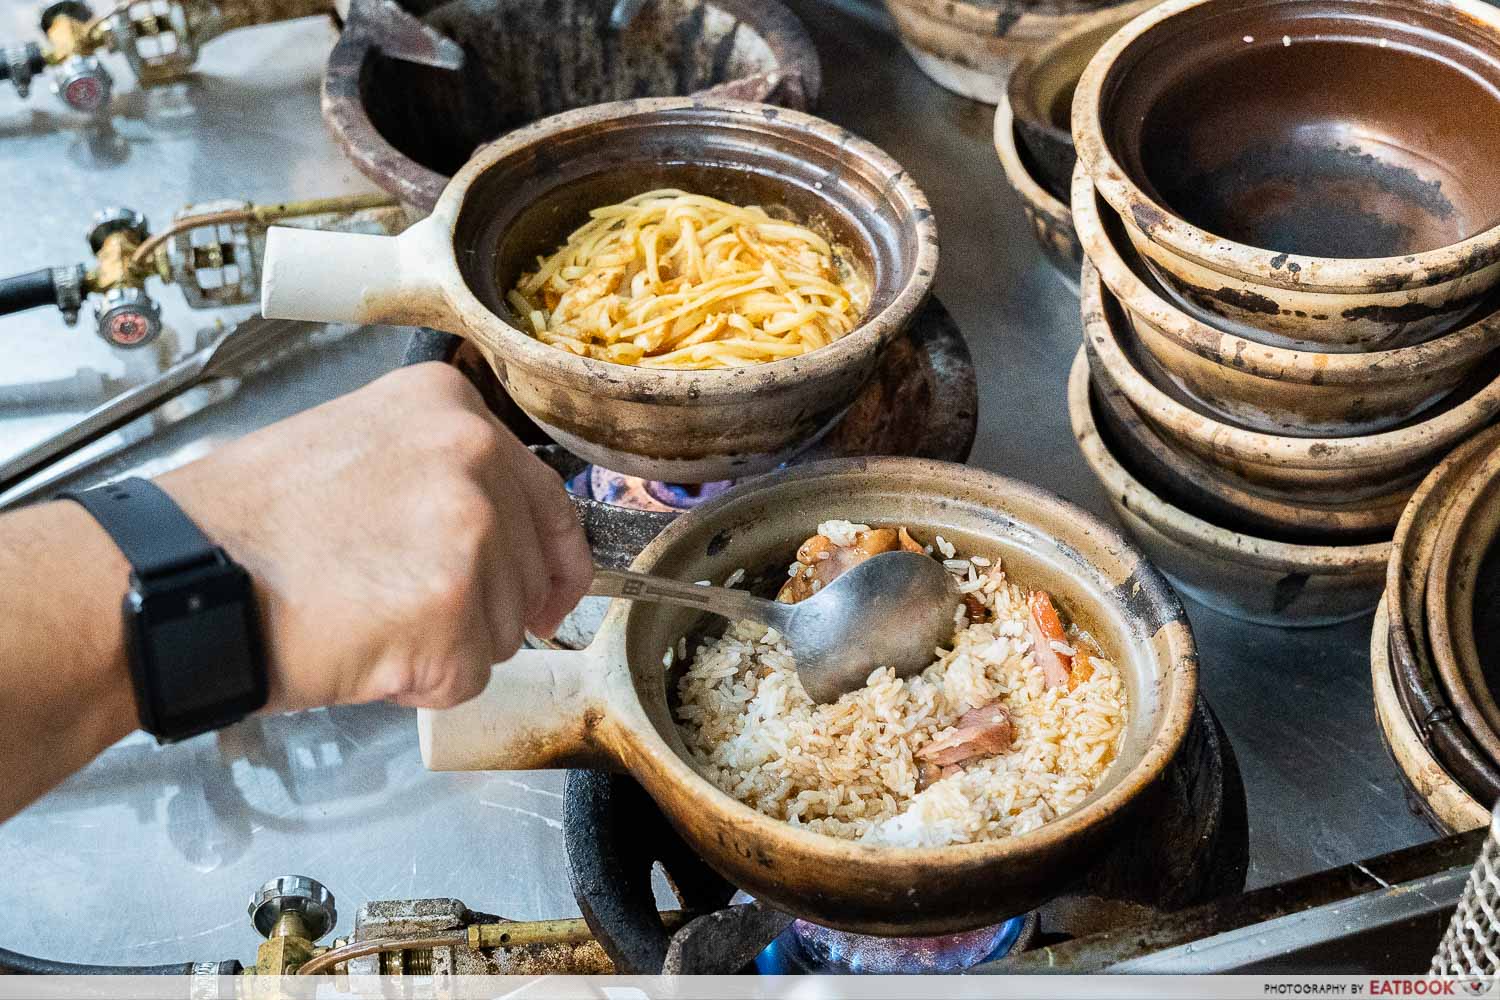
left=1426, top=445, right=1500, bottom=764
left=1370, top=598, right=1490, bottom=833
left=405, top=296, right=980, bottom=571
left=1005, top=0, right=1155, bottom=200
left=416, top=457, right=1197, bottom=934
left=1073, top=0, right=1500, bottom=351
left=261, top=98, right=937, bottom=483
left=886, top=0, right=1137, bottom=104
left=1071, top=349, right=1388, bottom=626
left=322, top=0, right=821, bottom=212
left=1074, top=171, right=1500, bottom=437
left=1090, top=356, right=1408, bottom=544
left=993, top=94, right=1081, bottom=286
left=1082, top=259, right=1500, bottom=503
left=1385, top=426, right=1500, bottom=804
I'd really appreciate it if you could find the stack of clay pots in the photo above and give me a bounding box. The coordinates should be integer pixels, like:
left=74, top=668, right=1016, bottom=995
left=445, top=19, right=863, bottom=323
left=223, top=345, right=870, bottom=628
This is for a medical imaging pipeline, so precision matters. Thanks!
left=1065, top=0, right=1500, bottom=627
left=994, top=0, right=1155, bottom=282
left=889, top=0, right=1145, bottom=103
left=1375, top=427, right=1500, bottom=833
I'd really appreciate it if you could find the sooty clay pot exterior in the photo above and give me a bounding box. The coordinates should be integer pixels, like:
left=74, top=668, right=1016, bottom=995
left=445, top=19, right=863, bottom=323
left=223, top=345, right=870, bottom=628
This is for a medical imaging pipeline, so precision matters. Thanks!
left=1073, top=0, right=1500, bottom=351
left=1074, top=170, right=1500, bottom=438
left=1425, top=444, right=1500, bottom=769
left=416, top=458, right=1198, bottom=935
left=1370, top=598, right=1489, bottom=834
left=323, top=0, right=821, bottom=211
left=887, top=0, right=1140, bottom=104
left=1071, top=349, right=1388, bottom=627
left=994, top=94, right=1081, bottom=286
left=1385, top=425, right=1500, bottom=807
left=1089, top=355, right=1410, bottom=544
left=1082, top=259, right=1500, bottom=504
left=262, top=98, right=937, bottom=483
left=1005, top=0, right=1156, bottom=200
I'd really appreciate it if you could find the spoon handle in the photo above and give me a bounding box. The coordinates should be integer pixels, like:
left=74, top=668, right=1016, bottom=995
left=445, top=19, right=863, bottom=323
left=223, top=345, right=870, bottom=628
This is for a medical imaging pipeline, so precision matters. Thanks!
left=588, top=567, right=787, bottom=629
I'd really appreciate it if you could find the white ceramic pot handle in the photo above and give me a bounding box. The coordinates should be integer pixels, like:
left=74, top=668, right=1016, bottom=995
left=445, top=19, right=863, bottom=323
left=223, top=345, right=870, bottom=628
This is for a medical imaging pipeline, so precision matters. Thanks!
left=260, top=214, right=460, bottom=332
left=417, top=647, right=611, bottom=772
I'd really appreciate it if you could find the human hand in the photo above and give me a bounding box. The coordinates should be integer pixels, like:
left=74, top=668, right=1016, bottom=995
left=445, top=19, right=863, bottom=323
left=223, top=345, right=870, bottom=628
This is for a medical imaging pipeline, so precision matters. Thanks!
left=158, top=362, right=593, bottom=712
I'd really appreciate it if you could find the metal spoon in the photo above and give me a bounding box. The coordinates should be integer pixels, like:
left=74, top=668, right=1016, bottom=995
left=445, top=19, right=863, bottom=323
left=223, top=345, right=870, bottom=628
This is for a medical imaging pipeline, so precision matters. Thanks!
left=589, top=551, right=962, bottom=704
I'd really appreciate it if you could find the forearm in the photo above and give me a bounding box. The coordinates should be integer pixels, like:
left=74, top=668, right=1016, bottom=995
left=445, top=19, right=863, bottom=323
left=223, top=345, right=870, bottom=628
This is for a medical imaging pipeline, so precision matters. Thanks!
left=0, top=499, right=137, bottom=821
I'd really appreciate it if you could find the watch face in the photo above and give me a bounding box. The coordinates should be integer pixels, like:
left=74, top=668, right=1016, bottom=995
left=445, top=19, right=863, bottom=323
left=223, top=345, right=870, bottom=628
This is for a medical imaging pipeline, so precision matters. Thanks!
left=131, top=562, right=266, bottom=734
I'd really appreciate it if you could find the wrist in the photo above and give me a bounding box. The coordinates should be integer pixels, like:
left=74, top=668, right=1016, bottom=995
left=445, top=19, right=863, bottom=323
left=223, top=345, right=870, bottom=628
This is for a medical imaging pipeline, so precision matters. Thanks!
left=157, top=466, right=294, bottom=715
left=63, top=476, right=270, bottom=741
left=34, top=501, right=137, bottom=746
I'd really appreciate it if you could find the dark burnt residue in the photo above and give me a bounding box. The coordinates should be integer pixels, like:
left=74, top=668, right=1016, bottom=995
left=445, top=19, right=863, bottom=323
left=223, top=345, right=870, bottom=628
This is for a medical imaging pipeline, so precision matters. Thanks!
left=1129, top=199, right=1169, bottom=234
left=1271, top=572, right=1311, bottom=613
left=1200, top=284, right=1281, bottom=316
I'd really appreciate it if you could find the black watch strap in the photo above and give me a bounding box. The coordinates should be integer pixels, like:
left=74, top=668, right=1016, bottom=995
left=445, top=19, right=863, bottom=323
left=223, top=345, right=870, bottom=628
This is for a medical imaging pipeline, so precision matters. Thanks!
left=61, top=478, right=220, bottom=582
left=61, top=477, right=267, bottom=742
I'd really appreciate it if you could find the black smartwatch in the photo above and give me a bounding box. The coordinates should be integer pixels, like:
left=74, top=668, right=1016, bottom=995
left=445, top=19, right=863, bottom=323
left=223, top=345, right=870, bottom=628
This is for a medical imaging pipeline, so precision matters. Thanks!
left=61, top=477, right=268, bottom=742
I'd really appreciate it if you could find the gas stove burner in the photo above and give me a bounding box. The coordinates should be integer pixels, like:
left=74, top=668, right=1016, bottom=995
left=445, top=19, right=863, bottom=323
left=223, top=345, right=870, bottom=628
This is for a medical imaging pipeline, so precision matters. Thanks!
left=561, top=697, right=1248, bottom=973
left=755, top=915, right=1035, bottom=974
left=569, top=466, right=738, bottom=513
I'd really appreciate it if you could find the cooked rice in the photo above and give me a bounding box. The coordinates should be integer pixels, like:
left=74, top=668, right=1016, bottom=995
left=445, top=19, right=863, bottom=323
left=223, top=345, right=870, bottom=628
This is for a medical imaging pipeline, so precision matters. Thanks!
left=673, top=540, right=1127, bottom=848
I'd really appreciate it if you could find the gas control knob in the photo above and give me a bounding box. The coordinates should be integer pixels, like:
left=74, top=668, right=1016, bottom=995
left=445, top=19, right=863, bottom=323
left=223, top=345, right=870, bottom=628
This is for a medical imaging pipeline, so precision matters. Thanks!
left=52, top=55, right=111, bottom=114
left=248, top=876, right=337, bottom=941
left=94, top=286, right=160, bottom=348
left=87, top=206, right=148, bottom=252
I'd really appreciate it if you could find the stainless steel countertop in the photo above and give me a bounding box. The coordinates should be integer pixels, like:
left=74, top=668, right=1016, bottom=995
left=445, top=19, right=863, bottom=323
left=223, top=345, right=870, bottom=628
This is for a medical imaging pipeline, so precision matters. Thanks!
left=0, top=0, right=1436, bottom=968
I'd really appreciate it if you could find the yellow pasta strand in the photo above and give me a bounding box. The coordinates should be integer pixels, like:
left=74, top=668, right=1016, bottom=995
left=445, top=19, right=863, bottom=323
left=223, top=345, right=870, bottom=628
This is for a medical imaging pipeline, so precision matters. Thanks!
left=509, top=189, right=871, bottom=369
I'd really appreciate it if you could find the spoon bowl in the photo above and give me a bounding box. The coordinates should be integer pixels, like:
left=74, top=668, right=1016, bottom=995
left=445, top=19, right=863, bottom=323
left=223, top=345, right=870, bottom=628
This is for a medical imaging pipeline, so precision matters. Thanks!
left=589, top=551, right=962, bottom=704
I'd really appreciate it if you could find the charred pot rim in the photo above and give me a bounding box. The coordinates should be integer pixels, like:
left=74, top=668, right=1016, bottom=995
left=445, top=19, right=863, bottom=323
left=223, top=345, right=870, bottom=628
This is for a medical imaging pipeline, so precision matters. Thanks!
left=1081, top=258, right=1500, bottom=472
left=994, top=92, right=1072, bottom=234
left=1370, top=598, right=1490, bottom=835
left=1072, top=168, right=1500, bottom=385
left=1068, top=348, right=1392, bottom=577
left=321, top=0, right=823, bottom=212
left=1424, top=445, right=1500, bottom=766
left=1087, top=351, right=1411, bottom=545
left=424, top=97, right=938, bottom=403
left=1074, top=0, right=1500, bottom=292
left=1005, top=0, right=1157, bottom=201
left=893, top=0, right=1135, bottom=35
left=1384, top=425, right=1500, bottom=802
left=993, top=94, right=1083, bottom=283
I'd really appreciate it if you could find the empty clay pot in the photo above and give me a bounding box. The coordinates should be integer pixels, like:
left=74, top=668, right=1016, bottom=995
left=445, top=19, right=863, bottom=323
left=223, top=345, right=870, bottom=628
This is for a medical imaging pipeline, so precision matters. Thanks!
left=261, top=98, right=937, bottom=483
left=1090, top=357, right=1408, bottom=544
left=416, top=457, right=1197, bottom=934
left=323, top=0, right=821, bottom=211
left=1073, top=0, right=1500, bottom=350
left=993, top=93, right=1081, bottom=286
left=1426, top=445, right=1500, bottom=766
left=1073, top=170, right=1500, bottom=437
left=886, top=0, right=1141, bottom=104
left=1384, top=425, right=1500, bottom=803
left=1006, top=0, right=1155, bottom=200
left=1070, top=349, right=1388, bottom=626
left=1370, top=598, right=1489, bottom=834
left=1082, top=258, right=1500, bottom=503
